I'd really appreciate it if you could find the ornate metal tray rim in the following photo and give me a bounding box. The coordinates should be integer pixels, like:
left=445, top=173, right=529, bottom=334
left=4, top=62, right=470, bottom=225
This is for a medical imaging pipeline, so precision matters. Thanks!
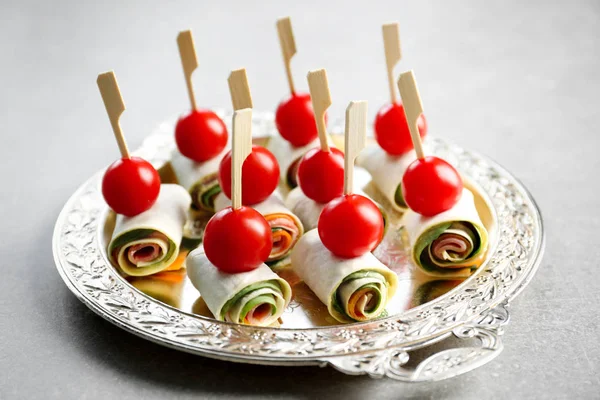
left=53, top=111, right=544, bottom=380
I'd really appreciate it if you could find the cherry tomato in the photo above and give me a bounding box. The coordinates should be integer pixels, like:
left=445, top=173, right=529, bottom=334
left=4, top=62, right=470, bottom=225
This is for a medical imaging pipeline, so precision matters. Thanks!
left=374, top=102, right=427, bottom=155
left=219, top=145, right=280, bottom=205
left=297, top=148, right=344, bottom=203
left=275, top=92, right=327, bottom=147
left=318, top=194, right=384, bottom=258
left=175, top=109, right=228, bottom=162
left=401, top=156, right=463, bottom=216
left=203, top=206, right=272, bottom=273
left=102, top=157, right=161, bottom=217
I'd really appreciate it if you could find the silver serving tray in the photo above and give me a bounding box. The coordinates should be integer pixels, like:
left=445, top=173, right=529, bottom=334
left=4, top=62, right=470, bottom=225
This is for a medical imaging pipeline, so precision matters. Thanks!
left=53, top=111, right=544, bottom=382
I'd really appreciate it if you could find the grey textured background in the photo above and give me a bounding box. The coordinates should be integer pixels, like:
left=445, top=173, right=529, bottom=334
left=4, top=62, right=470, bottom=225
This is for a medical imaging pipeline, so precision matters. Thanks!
left=1, top=0, right=599, bottom=398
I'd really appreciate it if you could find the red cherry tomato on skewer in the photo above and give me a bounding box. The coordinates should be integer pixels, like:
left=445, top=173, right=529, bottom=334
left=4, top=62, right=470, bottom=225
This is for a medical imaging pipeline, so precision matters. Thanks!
left=374, top=102, right=427, bottom=155
left=204, top=206, right=273, bottom=273
left=297, top=148, right=345, bottom=204
left=175, top=109, right=228, bottom=162
left=401, top=156, right=463, bottom=217
left=219, top=145, right=280, bottom=205
left=318, top=194, right=384, bottom=258
left=102, top=156, right=161, bottom=217
left=275, top=92, right=327, bottom=147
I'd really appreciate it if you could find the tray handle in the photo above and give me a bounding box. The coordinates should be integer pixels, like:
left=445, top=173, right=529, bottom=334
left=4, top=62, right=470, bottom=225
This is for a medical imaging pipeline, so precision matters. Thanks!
left=323, top=301, right=509, bottom=382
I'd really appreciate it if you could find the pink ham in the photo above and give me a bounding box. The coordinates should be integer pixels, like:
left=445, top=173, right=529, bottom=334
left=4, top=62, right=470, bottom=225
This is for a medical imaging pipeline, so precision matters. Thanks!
left=244, top=303, right=273, bottom=325
left=431, top=233, right=470, bottom=261
left=127, top=243, right=162, bottom=264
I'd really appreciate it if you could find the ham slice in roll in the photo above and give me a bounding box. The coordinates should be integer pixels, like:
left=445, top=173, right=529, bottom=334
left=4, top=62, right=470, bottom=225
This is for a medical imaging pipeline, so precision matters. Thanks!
left=291, top=229, right=398, bottom=323
left=170, top=147, right=228, bottom=213
left=187, top=248, right=292, bottom=326
left=214, top=191, right=304, bottom=268
left=402, top=188, right=489, bottom=278
left=356, top=144, right=417, bottom=212
left=108, top=184, right=191, bottom=277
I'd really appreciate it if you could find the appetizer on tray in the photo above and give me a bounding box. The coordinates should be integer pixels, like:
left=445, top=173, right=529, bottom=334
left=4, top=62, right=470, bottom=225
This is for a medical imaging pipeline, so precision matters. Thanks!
left=109, top=184, right=191, bottom=276
left=292, top=101, right=397, bottom=323
left=170, top=30, right=229, bottom=213
left=268, top=17, right=329, bottom=189
left=211, top=69, right=304, bottom=268
left=397, top=71, right=488, bottom=278
left=284, top=69, right=344, bottom=230
left=187, top=107, right=292, bottom=326
left=214, top=190, right=303, bottom=269
left=285, top=69, right=388, bottom=231
left=356, top=23, right=428, bottom=212
left=97, top=71, right=192, bottom=277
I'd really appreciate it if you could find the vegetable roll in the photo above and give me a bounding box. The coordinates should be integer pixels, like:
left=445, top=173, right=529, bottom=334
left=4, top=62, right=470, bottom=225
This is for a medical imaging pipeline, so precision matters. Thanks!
left=187, top=249, right=292, bottom=326
left=214, top=191, right=304, bottom=267
left=267, top=134, right=321, bottom=189
left=108, top=184, right=191, bottom=277
left=402, top=188, right=489, bottom=277
left=285, top=187, right=388, bottom=232
left=170, top=147, right=228, bottom=213
left=291, top=229, right=398, bottom=323
left=355, top=144, right=417, bottom=211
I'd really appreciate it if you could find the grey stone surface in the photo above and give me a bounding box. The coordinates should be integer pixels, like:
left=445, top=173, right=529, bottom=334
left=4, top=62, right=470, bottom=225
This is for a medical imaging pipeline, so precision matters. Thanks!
left=1, top=0, right=599, bottom=398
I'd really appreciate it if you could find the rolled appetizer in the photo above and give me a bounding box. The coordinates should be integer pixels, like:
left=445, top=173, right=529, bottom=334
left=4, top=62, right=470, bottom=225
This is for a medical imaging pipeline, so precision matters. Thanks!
left=214, top=191, right=304, bottom=268
left=187, top=249, right=291, bottom=325
left=364, top=23, right=426, bottom=212
left=108, top=184, right=191, bottom=277
left=172, top=30, right=228, bottom=213
left=356, top=144, right=416, bottom=211
left=285, top=186, right=388, bottom=232
left=194, top=106, right=289, bottom=326
left=402, top=188, right=488, bottom=277
left=170, top=147, right=228, bottom=213
left=291, top=230, right=397, bottom=323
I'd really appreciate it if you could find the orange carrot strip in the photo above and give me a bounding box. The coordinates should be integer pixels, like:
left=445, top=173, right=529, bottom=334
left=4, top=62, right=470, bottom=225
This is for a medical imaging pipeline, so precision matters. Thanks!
left=347, top=287, right=374, bottom=320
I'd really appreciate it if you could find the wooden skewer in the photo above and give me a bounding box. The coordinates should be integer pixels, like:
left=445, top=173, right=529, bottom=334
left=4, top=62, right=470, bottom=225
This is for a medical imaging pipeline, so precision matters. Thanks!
left=382, top=22, right=401, bottom=104
left=344, top=101, right=368, bottom=195
left=231, top=108, right=253, bottom=209
left=397, top=70, right=425, bottom=159
left=177, top=30, right=199, bottom=111
left=97, top=71, right=130, bottom=159
left=276, top=17, right=297, bottom=94
left=228, top=69, right=253, bottom=111
left=307, top=69, right=332, bottom=152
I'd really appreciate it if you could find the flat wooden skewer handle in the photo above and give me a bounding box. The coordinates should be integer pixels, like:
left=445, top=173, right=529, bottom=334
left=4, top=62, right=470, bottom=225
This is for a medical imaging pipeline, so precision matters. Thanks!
left=277, top=17, right=297, bottom=94
left=307, top=69, right=332, bottom=152
left=177, top=30, right=199, bottom=111
left=382, top=23, right=401, bottom=104
left=397, top=70, right=425, bottom=159
left=228, top=69, right=253, bottom=111
left=97, top=71, right=130, bottom=159
left=344, top=101, right=368, bottom=195
left=231, top=109, right=253, bottom=209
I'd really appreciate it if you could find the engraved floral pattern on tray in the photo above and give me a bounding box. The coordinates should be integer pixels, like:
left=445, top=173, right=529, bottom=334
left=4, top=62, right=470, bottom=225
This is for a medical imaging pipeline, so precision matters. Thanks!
left=53, top=111, right=544, bottom=380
